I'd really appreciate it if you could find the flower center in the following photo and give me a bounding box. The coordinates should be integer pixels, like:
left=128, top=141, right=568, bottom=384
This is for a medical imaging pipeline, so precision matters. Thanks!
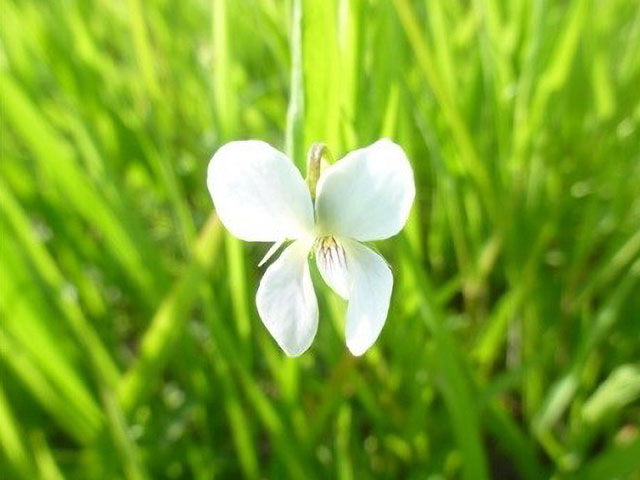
left=316, top=236, right=347, bottom=269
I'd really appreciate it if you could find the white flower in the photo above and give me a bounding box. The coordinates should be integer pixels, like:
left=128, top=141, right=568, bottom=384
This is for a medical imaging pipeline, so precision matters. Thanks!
left=207, top=139, right=415, bottom=356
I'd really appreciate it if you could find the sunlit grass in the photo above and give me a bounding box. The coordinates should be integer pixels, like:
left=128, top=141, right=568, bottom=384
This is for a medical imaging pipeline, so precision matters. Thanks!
left=1, top=0, right=639, bottom=479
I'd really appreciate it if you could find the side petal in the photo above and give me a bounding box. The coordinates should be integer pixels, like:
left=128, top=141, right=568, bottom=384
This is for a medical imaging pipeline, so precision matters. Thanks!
left=315, top=139, right=415, bottom=241
left=314, top=236, right=349, bottom=299
left=341, top=239, right=393, bottom=356
left=256, top=240, right=318, bottom=356
left=207, top=140, right=314, bottom=242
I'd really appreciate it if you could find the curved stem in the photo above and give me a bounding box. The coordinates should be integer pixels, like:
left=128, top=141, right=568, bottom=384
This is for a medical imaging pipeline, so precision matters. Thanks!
left=306, top=143, right=333, bottom=198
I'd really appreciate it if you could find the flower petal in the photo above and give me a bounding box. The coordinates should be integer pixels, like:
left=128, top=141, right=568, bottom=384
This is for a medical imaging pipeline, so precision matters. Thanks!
left=207, top=140, right=314, bottom=242
left=315, top=139, right=415, bottom=241
left=256, top=240, right=318, bottom=356
left=315, top=236, right=349, bottom=299
left=341, top=239, right=393, bottom=356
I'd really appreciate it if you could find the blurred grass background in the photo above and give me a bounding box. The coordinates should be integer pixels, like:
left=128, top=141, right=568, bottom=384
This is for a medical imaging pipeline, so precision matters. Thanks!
left=1, top=0, right=640, bottom=478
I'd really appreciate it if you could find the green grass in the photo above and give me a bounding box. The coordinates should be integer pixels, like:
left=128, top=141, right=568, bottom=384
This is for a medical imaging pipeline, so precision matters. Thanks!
left=1, top=0, right=640, bottom=478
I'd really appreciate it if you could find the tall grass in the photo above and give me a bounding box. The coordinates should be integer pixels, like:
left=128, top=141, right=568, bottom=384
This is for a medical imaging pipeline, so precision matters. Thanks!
left=1, top=0, right=639, bottom=478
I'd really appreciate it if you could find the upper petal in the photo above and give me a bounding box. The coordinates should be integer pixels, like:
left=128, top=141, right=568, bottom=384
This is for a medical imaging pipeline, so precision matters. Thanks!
left=341, top=239, right=393, bottom=356
left=314, top=139, right=415, bottom=241
left=256, top=239, right=318, bottom=356
left=207, top=140, right=314, bottom=242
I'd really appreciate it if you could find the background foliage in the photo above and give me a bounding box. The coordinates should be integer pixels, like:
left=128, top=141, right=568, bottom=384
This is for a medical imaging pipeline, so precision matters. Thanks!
left=1, top=0, right=639, bottom=478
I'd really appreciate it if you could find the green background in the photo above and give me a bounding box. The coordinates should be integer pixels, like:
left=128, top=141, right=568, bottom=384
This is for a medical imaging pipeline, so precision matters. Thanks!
left=1, top=0, right=639, bottom=478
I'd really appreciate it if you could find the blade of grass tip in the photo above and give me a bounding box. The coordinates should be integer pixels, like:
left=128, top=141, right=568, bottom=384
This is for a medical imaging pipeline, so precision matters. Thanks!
left=572, top=363, right=640, bottom=456
left=286, top=0, right=305, bottom=169
left=29, top=431, right=65, bottom=480
left=0, top=386, right=35, bottom=479
left=581, top=363, right=640, bottom=428
left=118, top=215, right=222, bottom=413
left=0, top=181, right=120, bottom=387
left=567, top=436, right=640, bottom=480
left=101, top=388, right=149, bottom=480
left=398, top=234, right=490, bottom=480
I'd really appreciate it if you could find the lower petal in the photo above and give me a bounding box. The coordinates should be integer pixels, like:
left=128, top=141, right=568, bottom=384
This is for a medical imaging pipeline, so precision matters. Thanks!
left=341, top=239, right=393, bottom=356
left=256, top=240, right=317, bottom=356
left=315, top=236, right=349, bottom=299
